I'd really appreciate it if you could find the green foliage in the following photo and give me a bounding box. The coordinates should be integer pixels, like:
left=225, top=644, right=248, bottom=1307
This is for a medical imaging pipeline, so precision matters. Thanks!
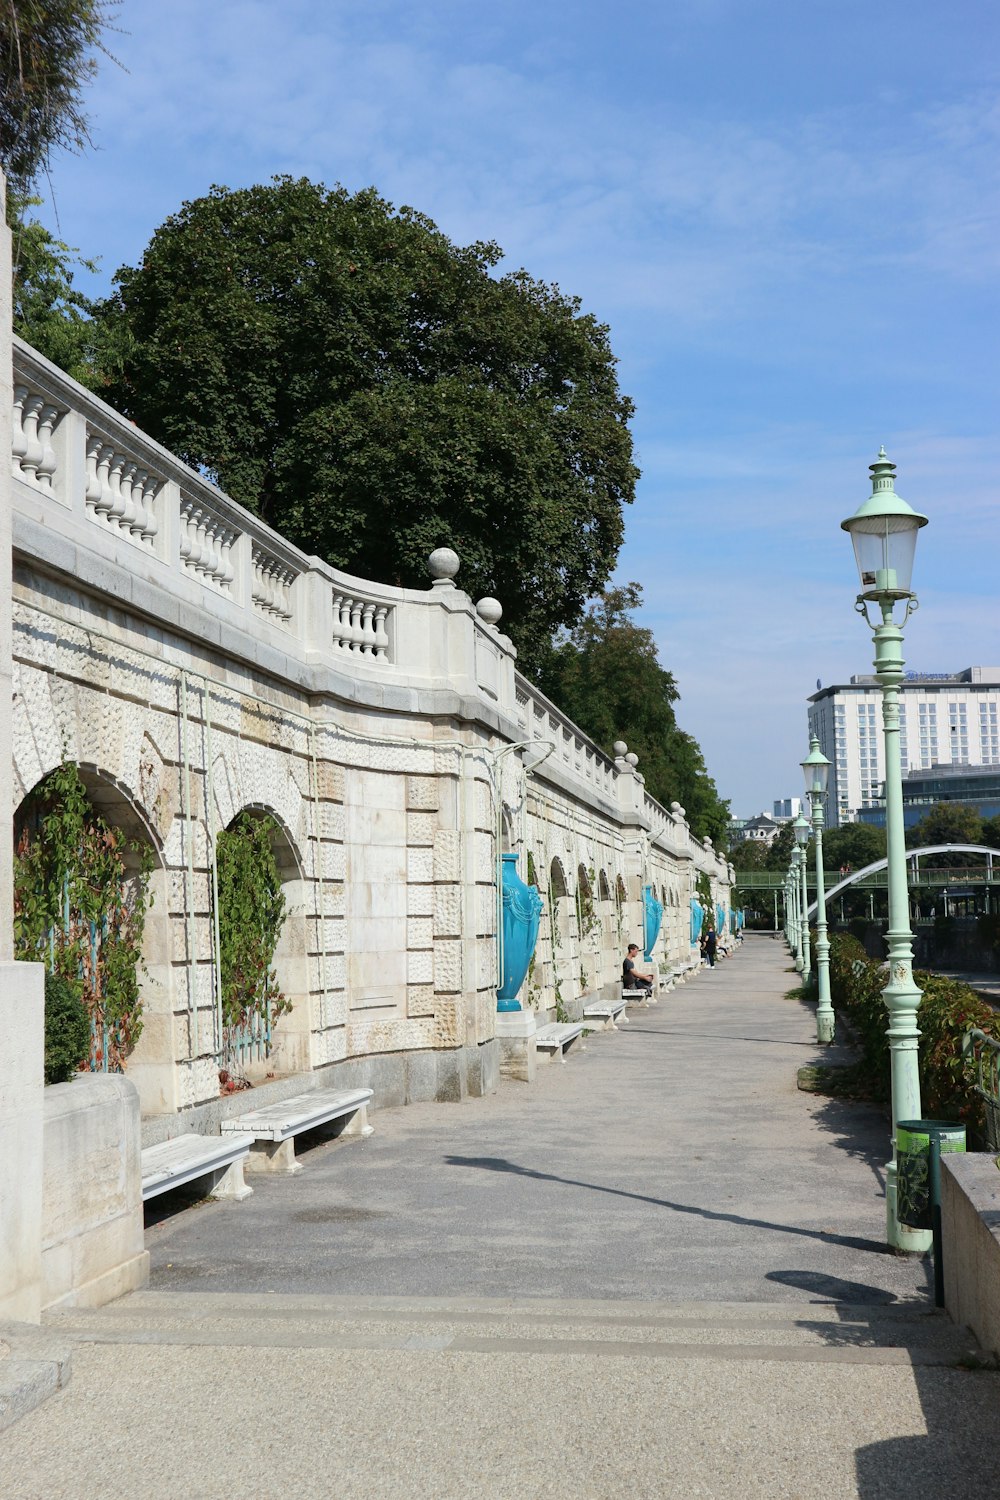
left=526, top=850, right=538, bottom=888
left=43, top=969, right=90, bottom=1084
left=536, top=585, right=729, bottom=840
left=14, top=761, right=153, bottom=1069
left=92, top=177, right=638, bottom=672
left=731, top=839, right=768, bottom=872
left=826, top=932, right=1000, bottom=1144
left=906, top=803, right=984, bottom=859
left=9, top=190, right=98, bottom=382
left=576, top=864, right=598, bottom=939
left=216, top=813, right=289, bottom=1047
left=763, top=823, right=795, bottom=870
left=695, top=872, right=712, bottom=909
left=0, top=1, right=119, bottom=196
left=820, top=822, right=886, bottom=871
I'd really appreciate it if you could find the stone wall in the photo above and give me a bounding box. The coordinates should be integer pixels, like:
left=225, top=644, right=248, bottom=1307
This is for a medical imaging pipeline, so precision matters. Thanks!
left=9, top=338, right=732, bottom=1124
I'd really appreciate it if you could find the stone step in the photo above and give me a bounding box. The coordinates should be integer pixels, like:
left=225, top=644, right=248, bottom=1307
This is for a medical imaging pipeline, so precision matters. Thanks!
left=45, top=1293, right=983, bottom=1367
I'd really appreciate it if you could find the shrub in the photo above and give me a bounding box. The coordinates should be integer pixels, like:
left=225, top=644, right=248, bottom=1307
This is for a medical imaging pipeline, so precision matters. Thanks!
left=44, top=970, right=91, bottom=1084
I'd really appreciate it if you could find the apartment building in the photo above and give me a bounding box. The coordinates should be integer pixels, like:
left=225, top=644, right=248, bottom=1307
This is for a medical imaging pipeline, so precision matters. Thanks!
left=807, top=668, right=1000, bottom=827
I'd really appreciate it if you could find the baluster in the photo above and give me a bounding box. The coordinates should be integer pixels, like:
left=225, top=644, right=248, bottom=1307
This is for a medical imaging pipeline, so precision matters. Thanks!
left=331, top=593, right=346, bottom=648
left=349, top=598, right=363, bottom=652
left=94, top=444, right=114, bottom=518
left=373, top=606, right=389, bottom=660
left=279, top=566, right=294, bottom=621
left=20, top=394, right=44, bottom=481
left=84, top=432, right=103, bottom=511
left=128, top=467, right=148, bottom=536
left=35, top=404, right=59, bottom=492
left=106, top=450, right=127, bottom=522
left=179, top=500, right=194, bottom=563
left=194, top=509, right=211, bottom=574
left=360, top=602, right=376, bottom=654
left=219, top=528, right=235, bottom=587
left=11, top=384, right=28, bottom=476
left=141, top=476, right=159, bottom=544
left=119, top=461, right=138, bottom=531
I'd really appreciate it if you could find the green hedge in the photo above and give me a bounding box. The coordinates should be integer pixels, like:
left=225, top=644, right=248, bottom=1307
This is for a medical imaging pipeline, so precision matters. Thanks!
left=827, top=932, right=999, bottom=1144
left=44, top=970, right=91, bottom=1085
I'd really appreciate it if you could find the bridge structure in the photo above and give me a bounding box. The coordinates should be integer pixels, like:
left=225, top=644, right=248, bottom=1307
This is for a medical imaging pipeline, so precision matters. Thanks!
left=736, top=845, right=1000, bottom=918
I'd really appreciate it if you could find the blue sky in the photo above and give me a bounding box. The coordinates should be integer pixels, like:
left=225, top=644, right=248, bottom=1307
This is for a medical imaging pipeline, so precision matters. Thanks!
left=32, top=0, right=1000, bottom=816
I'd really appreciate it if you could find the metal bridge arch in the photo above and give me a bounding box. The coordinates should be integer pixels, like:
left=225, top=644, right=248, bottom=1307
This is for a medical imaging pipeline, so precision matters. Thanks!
left=807, top=844, right=1000, bottom=918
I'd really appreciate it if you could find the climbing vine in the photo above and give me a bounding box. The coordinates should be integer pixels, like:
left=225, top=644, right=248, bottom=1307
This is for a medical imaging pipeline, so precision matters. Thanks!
left=14, top=761, right=154, bottom=1071
left=216, top=813, right=290, bottom=1063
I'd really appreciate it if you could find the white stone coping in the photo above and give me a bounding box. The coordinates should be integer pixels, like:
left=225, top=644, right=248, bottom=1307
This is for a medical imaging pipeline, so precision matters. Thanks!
left=219, top=1087, right=374, bottom=1143
left=140, top=1132, right=255, bottom=1201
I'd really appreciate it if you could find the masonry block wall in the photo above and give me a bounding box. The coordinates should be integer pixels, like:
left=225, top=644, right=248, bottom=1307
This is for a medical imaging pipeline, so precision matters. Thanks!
left=9, top=337, right=732, bottom=1118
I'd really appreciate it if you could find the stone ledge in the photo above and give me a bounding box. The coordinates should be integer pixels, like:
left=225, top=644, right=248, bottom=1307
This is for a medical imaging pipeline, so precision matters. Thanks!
left=942, top=1152, right=1000, bottom=1356
left=0, top=1323, right=73, bottom=1433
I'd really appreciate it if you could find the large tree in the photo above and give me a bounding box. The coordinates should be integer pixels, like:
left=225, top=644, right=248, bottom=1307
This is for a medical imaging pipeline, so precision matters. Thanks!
left=93, top=177, right=639, bottom=669
left=535, top=585, right=730, bottom=841
left=0, top=0, right=117, bottom=196
left=10, top=191, right=96, bottom=380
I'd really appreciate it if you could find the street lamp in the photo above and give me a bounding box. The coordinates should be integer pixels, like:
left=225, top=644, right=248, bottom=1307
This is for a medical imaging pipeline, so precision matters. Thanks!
left=786, top=858, right=798, bottom=958
left=842, top=446, right=930, bottom=1252
left=802, top=736, right=834, bottom=1043
left=793, top=813, right=811, bottom=981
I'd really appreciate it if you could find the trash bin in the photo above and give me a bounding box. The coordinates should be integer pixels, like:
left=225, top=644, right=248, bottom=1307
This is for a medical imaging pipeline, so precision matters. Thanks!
left=896, top=1119, right=966, bottom=1232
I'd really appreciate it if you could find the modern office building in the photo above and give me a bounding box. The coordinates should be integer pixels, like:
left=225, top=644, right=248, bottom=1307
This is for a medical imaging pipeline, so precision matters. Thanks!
left=857, top=764, right=1000, bottom=830
left=807, top=668, right=1000, bottom=827
left=772, top=798, right=801, bottom=821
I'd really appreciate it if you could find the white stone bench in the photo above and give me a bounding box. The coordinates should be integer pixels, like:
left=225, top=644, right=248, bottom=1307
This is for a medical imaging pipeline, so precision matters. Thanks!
left=583, top=998, right=630, bottom=1030
left=622, top=986, right=653, bottom=1005
left=535, top=1022, right=586, bottom=1061
left=141, top=1132, right=255, bottom=1203
left=220, top=1087, right=374, bottom=1174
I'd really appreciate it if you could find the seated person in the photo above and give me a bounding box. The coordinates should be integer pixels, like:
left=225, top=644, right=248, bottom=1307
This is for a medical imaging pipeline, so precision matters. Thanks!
left=623, top=943, right=654, bottom=994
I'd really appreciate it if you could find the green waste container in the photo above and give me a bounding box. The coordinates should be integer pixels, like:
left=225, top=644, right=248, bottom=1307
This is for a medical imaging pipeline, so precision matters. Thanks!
left=896, top=1119, right=965, bottom=1232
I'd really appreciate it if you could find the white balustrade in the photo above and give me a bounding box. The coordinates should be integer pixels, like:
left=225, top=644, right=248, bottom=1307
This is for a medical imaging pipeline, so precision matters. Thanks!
left=12, top=383, right=62, bottom=494
left=252, top=546, right=297, bottom=625
left=84, top=428, right=161, bottom=547
left=331, top=591, right=391, bottom=661
left=179, top=494, right=237, bottom=591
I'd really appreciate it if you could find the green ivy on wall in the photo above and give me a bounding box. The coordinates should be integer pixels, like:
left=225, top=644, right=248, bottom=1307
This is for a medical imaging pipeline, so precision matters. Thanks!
left=14, top=762, right=154, bottom=1072
left=216, top=812, right=290, bottom=1056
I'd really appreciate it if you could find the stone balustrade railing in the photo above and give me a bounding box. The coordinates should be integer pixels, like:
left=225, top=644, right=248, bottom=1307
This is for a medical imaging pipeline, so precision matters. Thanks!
left=10, top=336, right=729, bottom=887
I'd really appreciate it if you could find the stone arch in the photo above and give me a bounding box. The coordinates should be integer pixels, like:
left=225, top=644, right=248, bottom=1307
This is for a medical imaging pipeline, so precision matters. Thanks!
left=501, top=804, right=516, bottom=855
left=13, top=762, right=172, bottom=1111
left=616, top=873, right=627, bottom=905
left=549, top=857, right=569, bottom=899
left=598, top=869, right=612, bottom=903
left=218, top=804, right=310, bottom=1079
left=577, top=863, right=593, bottom=899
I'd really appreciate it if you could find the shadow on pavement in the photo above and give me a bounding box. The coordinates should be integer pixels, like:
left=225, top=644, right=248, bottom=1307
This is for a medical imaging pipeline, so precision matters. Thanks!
left=445, top=1154, right=895, bottom=1255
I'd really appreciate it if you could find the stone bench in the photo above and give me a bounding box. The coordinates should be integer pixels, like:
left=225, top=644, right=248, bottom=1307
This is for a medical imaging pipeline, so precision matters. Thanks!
left=583, top=998, right=630, bottom=1030
left=622, top=986, right=653, bottom=1006
left=141, top=1132, right=255, bottom=1203
left=220, top=1086, right=374, bottom=1174
left=534, top=1022, right=586, bottom=1061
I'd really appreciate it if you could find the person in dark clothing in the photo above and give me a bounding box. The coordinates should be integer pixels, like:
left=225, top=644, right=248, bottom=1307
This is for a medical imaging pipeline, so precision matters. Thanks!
left=704, top=928, right=718, bottom=967
left=623, top=943, right=653, bottom=994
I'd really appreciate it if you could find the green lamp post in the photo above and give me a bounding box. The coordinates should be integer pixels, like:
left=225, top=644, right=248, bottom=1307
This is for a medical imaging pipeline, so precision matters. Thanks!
left=802, top=737, right=834, bottom=1043
left=793, top=813, right=812, bottom=981
left=842, top=447, right=930, bottom=1252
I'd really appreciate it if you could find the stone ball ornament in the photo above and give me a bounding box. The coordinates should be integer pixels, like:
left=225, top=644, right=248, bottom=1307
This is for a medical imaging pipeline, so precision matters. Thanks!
left=625, top=752, right=639, bottom=768
left=476, top=597, right=503, bottom=626
left=613, top=741, right=628, bottom=757
left=427, top=547, right=460, bottom=584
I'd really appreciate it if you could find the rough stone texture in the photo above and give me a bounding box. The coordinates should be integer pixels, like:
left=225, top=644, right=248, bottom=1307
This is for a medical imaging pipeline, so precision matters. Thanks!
left=0, top=963, right=45, bottom=1321
left=942, top=1153, right=1000, bottom=1357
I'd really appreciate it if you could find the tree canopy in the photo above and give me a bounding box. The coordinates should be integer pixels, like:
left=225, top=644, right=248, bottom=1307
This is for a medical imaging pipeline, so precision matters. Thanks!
left=905, top=802, right=985, bottom=851
left=10, top=191, right=96, bottom=380
left=92, top=177, right=640, bottom=670
left=535, top=585, right=730, bottom=842
left=0, top=1, right=118, bottom=197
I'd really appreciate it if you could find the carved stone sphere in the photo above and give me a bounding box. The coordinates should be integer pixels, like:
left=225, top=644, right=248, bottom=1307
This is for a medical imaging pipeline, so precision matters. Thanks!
left=625, top=752, right=639, bottom=767
left=476, top=597, right=503, bottom=626
left=613, top=741, right=628, bottom=757
left=427, top=547, right=460, bottom=581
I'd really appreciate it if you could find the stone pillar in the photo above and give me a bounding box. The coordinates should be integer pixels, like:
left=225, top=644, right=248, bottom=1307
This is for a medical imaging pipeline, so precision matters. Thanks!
left=0, top=175, right=46, bottom=1320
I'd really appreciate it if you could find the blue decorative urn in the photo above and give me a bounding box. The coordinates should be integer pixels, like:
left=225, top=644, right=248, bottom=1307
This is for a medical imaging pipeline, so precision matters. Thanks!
left=690, top=897, right=704, bottom=945
left=642, top=884, right=664, bottom=962
left=497, top=853, right=543, bottom=1011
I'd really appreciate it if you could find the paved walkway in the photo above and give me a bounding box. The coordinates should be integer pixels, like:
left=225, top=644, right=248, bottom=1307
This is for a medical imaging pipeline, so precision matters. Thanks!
left=5, top=937, right=999, bottom=1498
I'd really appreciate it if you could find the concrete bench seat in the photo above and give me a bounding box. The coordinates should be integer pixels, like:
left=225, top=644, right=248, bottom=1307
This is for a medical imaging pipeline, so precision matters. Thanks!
left=220, top=1087, right=374, bottom=1174
left=583, top=998, right=630, bottom=1030
left=622, top=986, right=654, bottom=1005
left=141, top=1132, right=255, bottom=1203
left=534, top=1022, right=586, bottom=1061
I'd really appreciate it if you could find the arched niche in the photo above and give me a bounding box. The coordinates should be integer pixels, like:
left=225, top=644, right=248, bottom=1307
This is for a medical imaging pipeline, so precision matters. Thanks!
left=217, top=804, right=309, bottom=1081
left=598, top=869, right=612, bottom=903
left=501, top=804, right=516, bottom=855
left=13, top=762, right=172, bottom=1112
left=549, top=857, right=569, bottom=899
